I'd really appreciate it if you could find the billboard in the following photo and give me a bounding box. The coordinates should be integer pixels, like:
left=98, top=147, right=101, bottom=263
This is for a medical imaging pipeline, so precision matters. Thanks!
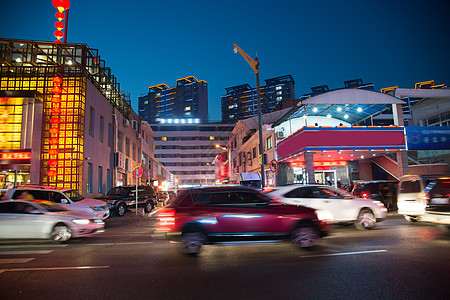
left=405, top=126, right=450, bottom=150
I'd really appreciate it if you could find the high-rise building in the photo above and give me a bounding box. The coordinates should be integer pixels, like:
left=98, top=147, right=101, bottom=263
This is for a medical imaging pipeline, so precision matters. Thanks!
left=139, top=76, right=208, bottom=124
left=221, top=75, right=295, bottom=124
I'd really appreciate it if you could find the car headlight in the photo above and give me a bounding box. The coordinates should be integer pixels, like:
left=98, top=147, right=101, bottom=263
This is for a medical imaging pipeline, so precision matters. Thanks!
left=72, top=218, right=90, bottom=225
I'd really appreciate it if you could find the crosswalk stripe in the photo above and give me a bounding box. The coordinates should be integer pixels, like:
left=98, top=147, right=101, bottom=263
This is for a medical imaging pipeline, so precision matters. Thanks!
left=0, top=258, right=35, bottom=263
left=0, top=250, right=54, bottom=255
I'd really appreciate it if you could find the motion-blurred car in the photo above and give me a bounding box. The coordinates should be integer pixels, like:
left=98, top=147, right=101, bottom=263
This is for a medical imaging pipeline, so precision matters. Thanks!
left=351, top=180, right=398, bottom=211
left=0, top=200, right=104, bottom=242
left=264, top=184, right=387, bottom=230
left=156, top=185, right=331, bottom=255
left=2, top=185, right=110, bottom=219
left=97, top=185, right=156, bottom=217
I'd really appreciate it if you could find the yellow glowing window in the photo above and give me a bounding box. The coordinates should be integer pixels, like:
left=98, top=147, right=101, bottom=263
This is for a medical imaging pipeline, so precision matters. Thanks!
left=161, top=136, right=168, bottom=142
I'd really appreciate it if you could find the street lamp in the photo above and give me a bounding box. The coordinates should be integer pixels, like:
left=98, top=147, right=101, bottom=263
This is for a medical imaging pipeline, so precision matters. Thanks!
left=233, top=43, right=265, bottom=188
left=215, top=144, right=232, bottom=184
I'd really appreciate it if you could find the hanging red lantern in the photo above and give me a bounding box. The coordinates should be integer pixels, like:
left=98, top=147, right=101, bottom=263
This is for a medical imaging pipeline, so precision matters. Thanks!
left=50, top=117, right=60, bottom=124
left=48, top=159, right=58, bottom=168
left=51, top=107, right=61, bottom=114
left=49, top=149, right=59, bottom=156
left=52, top=76, right=63, bottom=84
left=52, top=86, right=62, bottom=94
left=51, top=96, right=61, bottom=103
left=47, top=170, right=57, bottom=177
left=55, top=12, right=65, bottom=21
left=49, top=127, right=59, bottom=136
left=49, top=138, right=59, bottom=145
left=52, top=0, right=71, bottom=12
left=55, top=21, right=65, bottom=31
left=54, top=30, right=64, bottom=40
left=54, top=40, right=62, bottom=44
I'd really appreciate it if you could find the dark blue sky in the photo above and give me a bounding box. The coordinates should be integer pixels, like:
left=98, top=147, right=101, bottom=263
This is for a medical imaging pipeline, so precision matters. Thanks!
left=1, top=0, right=449, bottom=122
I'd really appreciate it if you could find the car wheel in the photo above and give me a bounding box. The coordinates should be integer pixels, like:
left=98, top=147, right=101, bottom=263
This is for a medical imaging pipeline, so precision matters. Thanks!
left=291, top=223, right=319, bottom=248
left=144, top=201, right=153, bottom=213
left=355, top=209, right=376, bottom=230
left=116, top=203, right=127, bottom=217
left=50, top=224, right=72, bottom=242
left=180, top=231, right=207, bottom=255
left=404, top=215, right=419, bottom=222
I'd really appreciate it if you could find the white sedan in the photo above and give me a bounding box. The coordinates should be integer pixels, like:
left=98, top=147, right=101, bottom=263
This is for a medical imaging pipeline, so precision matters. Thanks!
left=0, top=200, right=105, bottom=242
left=264, top=185, right=387, bottom=230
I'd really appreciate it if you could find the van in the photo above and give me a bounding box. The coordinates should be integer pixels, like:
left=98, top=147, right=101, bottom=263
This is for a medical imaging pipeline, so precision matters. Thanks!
left=397, top=174, right=449, bottom=223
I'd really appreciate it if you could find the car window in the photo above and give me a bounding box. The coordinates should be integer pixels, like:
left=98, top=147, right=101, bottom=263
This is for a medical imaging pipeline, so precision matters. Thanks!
left=237, top=191, right=270, bottom=205
left=284, top=187, right=315, bottom=198
left=35, top=201, right=68, bottom=212
left=399, top=180, right=421, bottom=193
left=0, top=202, right=35, bottom=214
left=63, top=190, right=85, bottom=202
left=317, top=187, right=344, bottom=199
left=49, top=192, right=67, bottom=203
left=0, top=202, right=17, bottom=213
left=425, top=179, right=450, bottom=194
left=175, top=190, right=194, bottom=207
left=195, top=192, right=238, bottom=205
left=13, top=190, right=48, bottom=200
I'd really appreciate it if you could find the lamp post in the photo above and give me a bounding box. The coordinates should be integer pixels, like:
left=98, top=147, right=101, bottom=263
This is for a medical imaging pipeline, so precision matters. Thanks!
left=216, top=144, right=232, bottom=184
left=233, top=44, right=265, bottom=188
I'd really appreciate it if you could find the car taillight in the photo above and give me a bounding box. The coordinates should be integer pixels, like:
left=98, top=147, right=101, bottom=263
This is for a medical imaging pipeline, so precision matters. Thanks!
left=419, top=193, right=429, bottom=205
left=157, top=209, right=176, bottom=232
left=362, top=192, right=368, bottom=199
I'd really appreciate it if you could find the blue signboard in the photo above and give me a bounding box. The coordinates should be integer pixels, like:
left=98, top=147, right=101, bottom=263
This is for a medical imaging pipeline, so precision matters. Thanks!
left=405, top=126, right=450, bottom=150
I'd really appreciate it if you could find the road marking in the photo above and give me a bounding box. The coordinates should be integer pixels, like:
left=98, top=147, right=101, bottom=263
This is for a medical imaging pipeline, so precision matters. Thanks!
left=0, top=258, right=34, bottom=263
left=300, top=249, right=387, bottom=258
left=0, top=244, right=68, bottom=249
left=83, top=242, right=153, bottom=246
left=0, top=250, right=54, bottom=255
left=0, top=265, right=110, bottom=274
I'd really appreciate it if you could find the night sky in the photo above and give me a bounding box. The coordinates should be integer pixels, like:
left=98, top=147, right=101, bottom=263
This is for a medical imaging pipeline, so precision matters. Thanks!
left=1, top=0, right=449, bottom=122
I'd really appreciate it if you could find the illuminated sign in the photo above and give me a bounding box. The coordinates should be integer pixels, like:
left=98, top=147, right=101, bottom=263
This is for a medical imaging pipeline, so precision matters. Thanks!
left=0, top=150, right=31, bottom=164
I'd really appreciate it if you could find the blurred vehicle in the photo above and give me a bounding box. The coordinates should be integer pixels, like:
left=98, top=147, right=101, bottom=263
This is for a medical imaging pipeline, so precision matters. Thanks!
left=264, top=184, right=387, bottom=230
left=156, top=191, right=169, bottom=206
left=97, top=185, right=156, bottom=217
left=0, top=189, right=8, bottom=197
left=398, top=175, right=450, bottom=225
left=156, top=185, right=331, bottom=255
left=351, top=180, right=398, bottom=211
left=0, top=200, right=104, bottom=242
left=2, top=185, right=110, bottom=219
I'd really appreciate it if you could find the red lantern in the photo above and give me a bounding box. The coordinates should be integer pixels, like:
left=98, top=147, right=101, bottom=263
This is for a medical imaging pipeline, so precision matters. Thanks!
left=55, top=12, right=65, bottom=21
left=52, top=0, right=71, bottom=12
left=54, top=40, right=62, bottom=44
left=48, top=159, right=58, bottom=167
left=52, top=86, right=62, bottom=94
left=49, top=149, right=59, bottom=156
left=52, top=76, right=63, bottom=84
left=51, top=96, right=61, bottom=103
left=54, top=30, right=64, bottom=40
left=47, top=170, right=57, bottom=177
left=49, top=138, right=59, bottom=145
left=50, top=117, right=60, bottom=124
left=51, top=107, right=61, bottom=114
left=55, top=21, right=65, bottom=30
left=49, top=127, right=59, bottom=135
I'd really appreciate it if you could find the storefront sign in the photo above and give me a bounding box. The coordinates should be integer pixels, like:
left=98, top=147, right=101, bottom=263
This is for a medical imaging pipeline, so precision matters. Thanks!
left=0, top=150, right=31, bottom=164
left=405, top=126, right=450, bottom=150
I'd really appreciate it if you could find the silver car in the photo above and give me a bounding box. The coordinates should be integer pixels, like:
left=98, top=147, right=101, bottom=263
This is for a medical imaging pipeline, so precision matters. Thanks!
left=264, top=184, right=387, bottom=230
left=0, top=200, right=105, bottom=242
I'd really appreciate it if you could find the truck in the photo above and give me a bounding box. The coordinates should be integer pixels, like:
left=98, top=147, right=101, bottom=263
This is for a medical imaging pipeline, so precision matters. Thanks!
left=239, top=173, right=262, bottom=189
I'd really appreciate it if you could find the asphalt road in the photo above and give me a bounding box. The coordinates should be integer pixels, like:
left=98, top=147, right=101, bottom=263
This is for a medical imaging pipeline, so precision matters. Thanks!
left=0, top=211, right=449, bottom=300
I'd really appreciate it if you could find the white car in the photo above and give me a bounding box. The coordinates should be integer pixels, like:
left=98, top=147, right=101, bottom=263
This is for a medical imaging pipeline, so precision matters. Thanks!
left=264, top=184, right=387, bottom=230
left=0, top=200, right=104, bottom=242
left=2, top=186, right=110, bottom=219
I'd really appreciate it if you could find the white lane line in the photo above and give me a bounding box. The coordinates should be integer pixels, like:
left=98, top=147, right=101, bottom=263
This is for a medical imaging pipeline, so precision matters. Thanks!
left=300, top=249, right=387, bottom=258
left=84, top=242, right=153, bottom=246
left=0, top=250, right=54, bottom=255
left=0, top=258, right=34, bottom=263
left=0, top=265, right=110, bottom=274
left=0, top=244, right=68, bottom=249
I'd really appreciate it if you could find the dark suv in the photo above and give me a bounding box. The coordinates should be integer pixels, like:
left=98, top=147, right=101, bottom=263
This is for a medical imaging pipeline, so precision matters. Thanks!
left=156, top=185, right=331, bottom=255
left=422, top=177, right=450, bottom=226
left=99, top=185, right=156, bottom=217
left=352, top=181, right=398, bottom=211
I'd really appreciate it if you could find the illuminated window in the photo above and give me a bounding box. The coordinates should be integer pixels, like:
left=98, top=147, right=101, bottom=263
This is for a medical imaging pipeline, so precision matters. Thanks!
left=185, top=106, right=191, bottom=111
left=161, top=136, right=168, bottom=142
left=209, top=136, right=215, bottom=141
left=266, top=136, right=273, bottom=150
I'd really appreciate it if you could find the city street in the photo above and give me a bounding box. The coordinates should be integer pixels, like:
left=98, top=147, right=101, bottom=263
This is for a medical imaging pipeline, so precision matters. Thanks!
left=0, top=211, right=449, bottom=300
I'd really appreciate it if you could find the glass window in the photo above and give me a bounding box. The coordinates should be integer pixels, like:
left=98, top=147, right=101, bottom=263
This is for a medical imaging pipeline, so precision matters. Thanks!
left=88, top=163, right=93, bottom=193
left=285, top=187, right=315, bottom=198
left=108, top=123, right=113, bottom=147
left=196, top=192, right=238, bottom=205
left=399, top=180, right=421, bottom=193
left=98, top=166, right=103, bottom=194
left=317, top=187, right=344, bottom=199
left=237, top=191, right=269, bottom=204
left=125, top=138, right=130, bottom=157
left=99, top=116, right=104, bottom=143
left=89, top=107, right=95, bottom=137
left=107, top=169, right=111, bottom=192
left=118, top=132, right=123, bottom=152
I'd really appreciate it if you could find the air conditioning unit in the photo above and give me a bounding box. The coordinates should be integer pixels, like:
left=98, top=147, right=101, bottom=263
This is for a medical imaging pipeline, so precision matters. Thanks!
left=123, top=119, right=130, bottom=127
left=114, top=152, right=125, bottom=169
left=277, top=131, right=285, bottom=139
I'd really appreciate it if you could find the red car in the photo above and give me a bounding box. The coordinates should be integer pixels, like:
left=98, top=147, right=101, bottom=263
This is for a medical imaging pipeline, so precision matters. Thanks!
left=156, top=185, right=331, bottom=255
